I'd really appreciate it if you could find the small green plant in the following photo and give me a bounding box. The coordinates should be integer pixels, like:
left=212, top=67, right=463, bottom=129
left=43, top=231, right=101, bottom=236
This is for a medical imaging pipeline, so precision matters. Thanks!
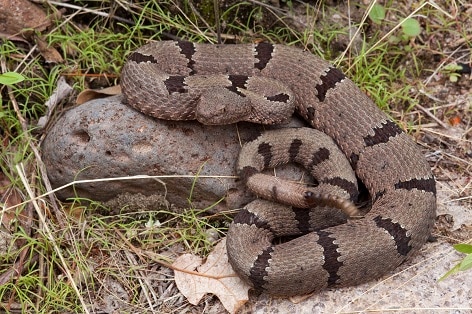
left=0, top=72, right=25, bottom=85
left=442, top=63, right=464, bottom=82
left=368, top=4, right=422, bottom=41
left=368, top=3, right=386, bottom=24
left=280, top=0, right=293, bottom=9
left=439, top=243, right=472, bottom=281
left=401, top=18, right=421, bottom=37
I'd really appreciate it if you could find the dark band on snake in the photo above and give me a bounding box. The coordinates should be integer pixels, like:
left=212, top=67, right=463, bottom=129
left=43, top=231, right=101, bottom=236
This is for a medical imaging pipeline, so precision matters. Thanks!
left=316, top=230, right=342, bottom=286
left=374, top=215, right=412, bottom=256
left=395, top=177, right=437, bottom=194
left=254, top=42, right=274, bottom=70
left=163, top=76, right=187, bottom=93
left=364, top=120, right=403, bottom=146
left=315, top=67, right=346, bottom=102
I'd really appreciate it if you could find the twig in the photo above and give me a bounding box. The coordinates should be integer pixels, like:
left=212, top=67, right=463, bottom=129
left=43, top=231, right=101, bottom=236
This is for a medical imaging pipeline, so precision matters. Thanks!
left=45, top=0, right=135, bottom=25
left=414, top=103, right=450, bottom=129
left=186, top=1, right=218, bottom=40
left=114, top=228, right=237, bottom=280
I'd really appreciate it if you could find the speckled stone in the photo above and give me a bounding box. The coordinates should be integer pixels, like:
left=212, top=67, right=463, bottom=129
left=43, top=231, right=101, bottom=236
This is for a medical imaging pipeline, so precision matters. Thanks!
left=41, top=95, right=306, bottom=210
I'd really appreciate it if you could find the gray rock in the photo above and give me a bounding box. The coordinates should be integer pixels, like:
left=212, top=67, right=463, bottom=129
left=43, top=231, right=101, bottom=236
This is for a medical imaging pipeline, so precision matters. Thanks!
left=41, top=95, right=306, bottom=211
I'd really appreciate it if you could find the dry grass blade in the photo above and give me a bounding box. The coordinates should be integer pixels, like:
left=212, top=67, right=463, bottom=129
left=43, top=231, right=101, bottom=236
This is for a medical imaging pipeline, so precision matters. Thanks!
left=16, top=164, right=90, bottom=314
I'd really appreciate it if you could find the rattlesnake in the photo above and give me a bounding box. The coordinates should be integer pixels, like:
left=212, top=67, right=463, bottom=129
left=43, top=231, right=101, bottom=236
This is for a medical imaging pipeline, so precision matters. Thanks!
left=121, top=41, right=436, bottom=296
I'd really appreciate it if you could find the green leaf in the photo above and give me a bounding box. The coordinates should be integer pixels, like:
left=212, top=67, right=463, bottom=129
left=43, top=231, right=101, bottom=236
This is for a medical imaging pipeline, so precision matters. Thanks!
left=440, top=244, right=472, bottom=281
left=453, top=244, right=472, bottom=254
left=0, top=72, right=25, bottom=85
left=459, top=253, right=472, bottom=271
left=444, top=64, right=463, bottom=72
left=449, top=74, right=459, bottom=83
left=401, top=18, right=421, bottom=37
left=438, top=263, right=460, bottom=281
left=369, top=4, right=386, bottom=24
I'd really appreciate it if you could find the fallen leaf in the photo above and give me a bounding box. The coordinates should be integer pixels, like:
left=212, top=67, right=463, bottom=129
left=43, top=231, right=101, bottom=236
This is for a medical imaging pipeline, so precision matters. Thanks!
left=173, top=239, right=251, bottom=313
left=0, top=72, right=25, bottom=85
left=76, top=85, right=122, bottom=105
left=36, top=36, right=64, bottom=64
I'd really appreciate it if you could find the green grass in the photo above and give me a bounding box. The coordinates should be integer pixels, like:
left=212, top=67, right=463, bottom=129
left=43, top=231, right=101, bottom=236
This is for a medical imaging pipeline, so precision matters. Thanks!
left=0, top=0, right=467, bottom=312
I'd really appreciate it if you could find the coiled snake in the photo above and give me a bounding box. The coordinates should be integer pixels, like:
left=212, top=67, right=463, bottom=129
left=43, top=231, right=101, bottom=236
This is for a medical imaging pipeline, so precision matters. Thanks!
left=121, top=41, right=436, bottom=296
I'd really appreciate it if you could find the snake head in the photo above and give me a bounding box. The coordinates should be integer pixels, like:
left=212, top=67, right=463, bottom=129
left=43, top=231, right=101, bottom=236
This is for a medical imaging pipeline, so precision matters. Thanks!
left=196, top=87, right=251, bottom=125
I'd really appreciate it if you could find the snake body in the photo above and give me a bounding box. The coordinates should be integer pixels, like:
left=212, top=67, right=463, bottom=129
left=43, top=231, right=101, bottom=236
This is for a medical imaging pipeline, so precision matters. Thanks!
left=121, top=41, right=436, bottom=296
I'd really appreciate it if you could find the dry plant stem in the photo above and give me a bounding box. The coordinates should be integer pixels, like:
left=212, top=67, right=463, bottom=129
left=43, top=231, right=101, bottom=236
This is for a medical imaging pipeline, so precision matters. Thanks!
left=170, top=4, right=213, bottom=42
left=16, top=164, right=91, bottom=314
left=336, top=0, right=376, bottom=67
left=0, top=253, right=39, bottom=285
left=8, top=39, right=38, bottom=77
left=345, top=1, right=452, bottom=71
left=113, top=228, right=237, bottom=281
left=451, top=33, right=472, bottom=46
left=123, top=251, right=157, bottom=309
left=465, top=125, right=472, bottom=138
left=45, top=1, right=134, bottom=25
left=423, top=128, right=472, bottom=149
left=3, top=55, right=69, bottom=312
left=415, top=103, right=450, bottom=129
left=1, top=58, right=65, bottom=231
left=423, top=46, right=464, bottom=86
left=113, top=226, right=171, bottom=266
left=11, top=248, right=32, bottom=308
left=23, top=177, right=42, bottom=309
left=186, top=1, right=219, bottom=40
left=43, top=4, right=83, bottom=37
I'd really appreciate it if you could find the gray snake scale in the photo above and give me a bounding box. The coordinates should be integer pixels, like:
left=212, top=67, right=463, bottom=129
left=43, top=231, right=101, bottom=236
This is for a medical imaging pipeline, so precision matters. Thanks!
left=121, top=41, right=437, bottom=296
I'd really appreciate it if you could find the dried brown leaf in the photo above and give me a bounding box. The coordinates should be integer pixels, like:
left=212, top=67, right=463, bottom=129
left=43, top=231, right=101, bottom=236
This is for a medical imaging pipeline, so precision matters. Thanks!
left=36, top=36, right=63, bottom=64
left=76, top=85, right=122, bottom=105
left=173, top=239, right=251, bottom=313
